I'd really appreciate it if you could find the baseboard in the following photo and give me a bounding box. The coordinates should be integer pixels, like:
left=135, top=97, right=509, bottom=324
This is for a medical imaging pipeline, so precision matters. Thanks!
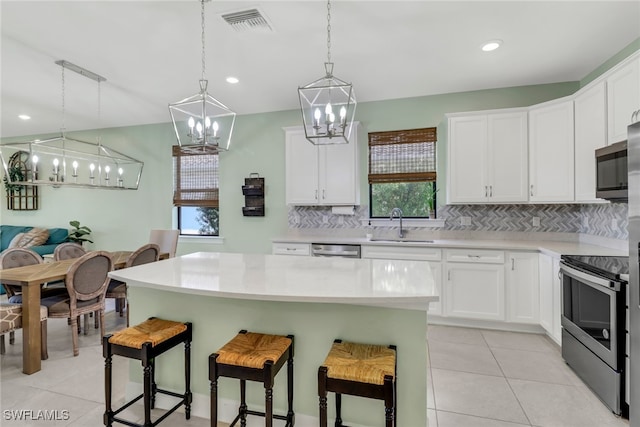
left=428, top=316, right=546, bottom=334
left=125, top=383, right=373, bottom=427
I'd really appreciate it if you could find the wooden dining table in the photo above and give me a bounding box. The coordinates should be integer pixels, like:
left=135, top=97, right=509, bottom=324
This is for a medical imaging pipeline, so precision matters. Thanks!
left=0, top=250, right=167, bottom=374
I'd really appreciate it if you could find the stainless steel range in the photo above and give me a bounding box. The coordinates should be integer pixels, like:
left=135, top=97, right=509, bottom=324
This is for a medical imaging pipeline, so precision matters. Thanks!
left=560, top=254, right=628, bottom=416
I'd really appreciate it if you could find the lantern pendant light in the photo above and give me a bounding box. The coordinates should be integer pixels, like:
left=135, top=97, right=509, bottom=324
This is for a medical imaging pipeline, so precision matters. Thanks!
left=169, top=0, right=236, bottom=153
left=298, top=0, right=356, bottom=145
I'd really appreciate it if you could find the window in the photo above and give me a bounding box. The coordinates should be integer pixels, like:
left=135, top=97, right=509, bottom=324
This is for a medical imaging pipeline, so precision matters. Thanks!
left=368, top=127, right=437, bottom=218
left=172, top=146, right=220, bottom=236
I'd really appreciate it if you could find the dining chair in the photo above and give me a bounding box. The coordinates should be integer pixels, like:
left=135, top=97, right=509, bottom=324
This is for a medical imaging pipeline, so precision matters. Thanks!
left=106, top=243, right=160, bottom=326
left=1, top=303, right=49, bottom=360
left=149, top=229, right=179, bottom=258
left=40, top=251, right=114, bottom=356
left=0, top=248, right=67, bottom=346
left=53, top=242, right=87, bottom=261
left=52, top=242, right=94, bottom=330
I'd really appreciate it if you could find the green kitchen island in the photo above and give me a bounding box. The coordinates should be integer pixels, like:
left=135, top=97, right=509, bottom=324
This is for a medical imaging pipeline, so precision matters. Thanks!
left=109, top=252, right=439, bottom=427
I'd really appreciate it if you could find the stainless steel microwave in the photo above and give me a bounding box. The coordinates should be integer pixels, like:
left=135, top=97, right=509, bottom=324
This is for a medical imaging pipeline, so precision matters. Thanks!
left=596, top=141, right=628, bottom=201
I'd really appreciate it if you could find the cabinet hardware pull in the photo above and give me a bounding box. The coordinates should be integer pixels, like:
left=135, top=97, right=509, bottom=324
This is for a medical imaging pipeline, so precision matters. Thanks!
left=530, top=184, right=534, bottom=197
left=322, top=189, right=326, bottom=199
left=467, top=254, right=481, bottom=258
left=490, top=186, right=493, bottom=197
left=558, top=270, right=562, bottom=281
left=485, top=186, right=488, bottom=197
left=511, top=258, right=515, bottom=270
left=448, top=271, right=451, bottom=281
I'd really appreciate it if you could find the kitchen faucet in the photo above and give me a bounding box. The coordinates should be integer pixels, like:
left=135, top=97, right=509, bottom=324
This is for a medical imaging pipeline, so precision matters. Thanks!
left=390, top=208, right=405, bottom=238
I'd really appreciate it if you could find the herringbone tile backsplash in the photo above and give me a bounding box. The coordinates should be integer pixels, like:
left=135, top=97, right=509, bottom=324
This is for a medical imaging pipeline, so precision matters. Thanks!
left=288, top=203, right=629, bottom=240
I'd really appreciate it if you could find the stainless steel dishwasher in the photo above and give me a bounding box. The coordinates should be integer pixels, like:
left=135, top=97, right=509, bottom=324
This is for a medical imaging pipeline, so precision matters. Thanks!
left=311, top=243, right=361, bottom=258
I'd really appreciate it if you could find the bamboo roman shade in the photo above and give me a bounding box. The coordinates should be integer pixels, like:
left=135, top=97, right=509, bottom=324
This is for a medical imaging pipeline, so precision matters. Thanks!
left=368, top=127, right=437, bottom=184
left=172, top=145, right=219, bottom=207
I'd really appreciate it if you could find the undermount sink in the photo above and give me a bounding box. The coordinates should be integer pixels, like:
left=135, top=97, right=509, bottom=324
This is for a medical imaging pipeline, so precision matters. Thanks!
left=369, top=238, right=435, bottom=243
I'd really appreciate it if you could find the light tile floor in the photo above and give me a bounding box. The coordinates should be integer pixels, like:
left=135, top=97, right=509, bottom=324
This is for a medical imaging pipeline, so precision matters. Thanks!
left=427, top=324, right=630, bottom=427
left=0, top=306, right=631, bottom=427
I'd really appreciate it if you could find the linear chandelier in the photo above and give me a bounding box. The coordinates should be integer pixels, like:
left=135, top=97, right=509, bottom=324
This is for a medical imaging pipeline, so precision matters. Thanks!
left=169, top=0, right=236, bottom=154
left=298, top=0, right=356, bottom=145
left=0, top=60, right=144, bottom=190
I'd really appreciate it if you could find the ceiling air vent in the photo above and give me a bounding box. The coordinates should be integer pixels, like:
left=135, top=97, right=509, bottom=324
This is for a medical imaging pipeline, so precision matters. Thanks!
left=221, top=8, right=273, bottom=32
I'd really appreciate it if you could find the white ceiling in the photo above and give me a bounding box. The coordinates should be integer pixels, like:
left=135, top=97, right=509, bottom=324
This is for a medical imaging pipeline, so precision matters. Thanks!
left=1, top=1, right=639, bottom=138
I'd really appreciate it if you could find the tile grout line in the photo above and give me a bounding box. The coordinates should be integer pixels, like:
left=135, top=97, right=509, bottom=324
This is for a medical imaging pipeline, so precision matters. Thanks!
left=480, top=330, right=534, bottom=427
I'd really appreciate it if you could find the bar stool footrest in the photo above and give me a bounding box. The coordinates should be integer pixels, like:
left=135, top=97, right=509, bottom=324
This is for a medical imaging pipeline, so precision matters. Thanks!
left=229, top=410, right=293, bottom=427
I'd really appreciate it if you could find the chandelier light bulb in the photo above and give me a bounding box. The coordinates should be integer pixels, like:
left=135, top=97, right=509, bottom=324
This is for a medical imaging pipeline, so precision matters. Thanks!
left=32, top=155, right=39, bottom=165
left=118, top=167, right=123, bottom=176
left=325, top=103, right=333, bottom=116
left=53, top=158, right=59, bottom=167
left=188, top=117, right=195, bottom=130
left=212, top=121, right=219, bottom=137
left=196, top=121, right=203, bottom=137
left=72, top=161, right=78, bottom=176
left=205, top=117, right=211, bottom=129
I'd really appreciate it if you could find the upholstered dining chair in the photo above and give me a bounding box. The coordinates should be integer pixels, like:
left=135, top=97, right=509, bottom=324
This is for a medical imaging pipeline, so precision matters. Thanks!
left=53, top=242, right=87, bottom=261
left=40, top=251, right=113, bottom=356
left=0, top=247, right=44, bottom=303
left=52, top=242, right=94, bottom=329
left=106, top=243, right=160, bottom=326
left=1, top=303, right=49, bottom=360
left=149, top=229, right=179, bottom=258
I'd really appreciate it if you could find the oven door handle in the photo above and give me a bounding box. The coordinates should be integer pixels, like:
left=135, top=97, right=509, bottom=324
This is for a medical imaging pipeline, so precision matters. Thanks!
left=560, top=263, right=620, bottom=293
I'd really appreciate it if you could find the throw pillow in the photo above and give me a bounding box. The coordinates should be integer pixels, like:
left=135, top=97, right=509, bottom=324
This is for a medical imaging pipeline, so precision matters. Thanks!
left=17, top=227, right=49, bottom=248
left=7, top=232, right=25, bottom=249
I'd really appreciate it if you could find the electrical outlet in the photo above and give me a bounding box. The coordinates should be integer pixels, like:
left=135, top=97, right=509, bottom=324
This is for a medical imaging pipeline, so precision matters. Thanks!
left=532, top=217, right=540, bottom=227
left=461, top=216, right=471, bottom=226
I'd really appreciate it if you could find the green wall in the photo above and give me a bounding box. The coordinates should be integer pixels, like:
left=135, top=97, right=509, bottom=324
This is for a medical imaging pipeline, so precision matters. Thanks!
left=3, top=39, right=638, bottom=255
left=0, top=81, right=577, bottom=255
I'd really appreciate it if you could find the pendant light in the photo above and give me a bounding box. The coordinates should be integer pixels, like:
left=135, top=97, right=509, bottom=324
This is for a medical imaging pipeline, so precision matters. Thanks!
left=0, top=60, right=144, bottom=190
left=169, top=0, right=236, bottom=154
left=298, top=0, right=356, bottom=145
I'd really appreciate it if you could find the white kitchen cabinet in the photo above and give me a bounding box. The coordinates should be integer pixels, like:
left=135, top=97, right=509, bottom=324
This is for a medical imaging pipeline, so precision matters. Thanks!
left=284, top=124, right=360, bottom=206
left=361, top=245, right=443, bottom=315
left=607, top=56, right=640, bottom=144
left=506, top=252, right=539, bottom=324
left=444, top=249, right=505, bottom=321
left=574, top=81, right=607, bottom=202
left=447, top=111, right=528, bottom=203
left=529, top=99, right=575, bottom=202
left=271, top=242, right=311, bottom=256
left=538, top=253, right=562, bottom=344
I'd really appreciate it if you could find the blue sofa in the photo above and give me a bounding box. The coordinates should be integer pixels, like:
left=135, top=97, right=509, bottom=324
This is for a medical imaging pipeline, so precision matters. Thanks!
left=0, top=225, right=69, bottom=256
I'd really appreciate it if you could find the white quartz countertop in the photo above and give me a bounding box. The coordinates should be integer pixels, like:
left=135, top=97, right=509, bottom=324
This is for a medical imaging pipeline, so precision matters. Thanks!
left=273, top=235, right=628, bottom=257
left=109, top=252, right=439, bottom=310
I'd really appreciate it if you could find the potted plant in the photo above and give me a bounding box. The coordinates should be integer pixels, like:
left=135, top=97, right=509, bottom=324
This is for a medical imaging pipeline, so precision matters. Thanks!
left=67, top=220, right=93, bottom=245
left=3, top=165, right=25, bottom=194
left=426, top=183, right=439, bottom=219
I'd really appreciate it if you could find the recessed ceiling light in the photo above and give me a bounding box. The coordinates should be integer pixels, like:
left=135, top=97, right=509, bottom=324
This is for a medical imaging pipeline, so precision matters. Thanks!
left=18, top=114, right=31, bottom=120
left=481, top=40, right=502, bottom=52
left=226, top=76, right=239, bottom=84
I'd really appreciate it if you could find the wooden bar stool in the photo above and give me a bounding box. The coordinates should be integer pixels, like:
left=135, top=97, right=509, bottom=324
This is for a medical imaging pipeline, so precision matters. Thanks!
left=103, top=317, right=192, bottom=427
left=209, top=330, right=294, bottom=427
left=318, top=340, right=397, bottom=427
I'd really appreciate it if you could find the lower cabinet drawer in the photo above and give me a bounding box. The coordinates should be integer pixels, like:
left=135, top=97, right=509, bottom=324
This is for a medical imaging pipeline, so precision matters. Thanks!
left=361, top=245, right=441, bottom=261
left=272, top=242, right=310, bottom=256
left=445, top=249, right=505, bottom=264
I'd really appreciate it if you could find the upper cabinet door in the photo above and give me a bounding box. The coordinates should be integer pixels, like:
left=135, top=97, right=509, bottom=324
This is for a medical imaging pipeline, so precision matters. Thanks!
left=447, top=116, right=488, bottom=203
left=487, top=112, right=528, bottom=202
left=529, top=100, right=575, bottom=202
left=607, top=57, right=640, bottom=144
left=574, top=81, right=607, bottom=202
left=285, top=128, right=319, bottom=205
left=319, top=124, right=360, bottom=205
left=284, top=124, right=360, bottom=206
